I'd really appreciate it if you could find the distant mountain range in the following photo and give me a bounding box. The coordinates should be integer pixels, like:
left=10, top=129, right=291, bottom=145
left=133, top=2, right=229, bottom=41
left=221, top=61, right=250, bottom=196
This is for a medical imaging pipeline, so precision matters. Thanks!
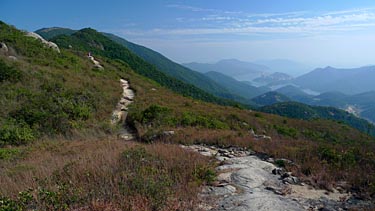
left=294, top=66, right=375, bottom=95
left=255, top=59, right=311, bottom=76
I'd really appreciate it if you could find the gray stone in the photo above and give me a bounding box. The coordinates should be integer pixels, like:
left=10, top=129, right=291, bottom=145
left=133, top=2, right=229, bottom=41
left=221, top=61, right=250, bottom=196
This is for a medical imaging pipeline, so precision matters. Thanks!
left=8, top=56, right=17, bottom=61
left=0, top=42, right=8, bottom=53
left=163, top=130, right=175, bottom=136
left=26, top=32, right=60, bottom=53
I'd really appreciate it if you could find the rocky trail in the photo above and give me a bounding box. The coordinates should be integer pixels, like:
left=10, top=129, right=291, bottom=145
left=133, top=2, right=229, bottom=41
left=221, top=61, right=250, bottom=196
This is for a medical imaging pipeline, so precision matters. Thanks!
left=183, top=145, right=371, bottom=211
left=108, top=79, right=373, bottom=210
left=111, top=79, right=135, bottom=140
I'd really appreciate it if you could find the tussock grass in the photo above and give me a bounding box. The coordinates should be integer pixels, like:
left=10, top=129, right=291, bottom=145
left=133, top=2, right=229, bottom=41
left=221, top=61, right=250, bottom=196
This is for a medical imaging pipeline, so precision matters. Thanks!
left=0, top=139, right=215, bottom=210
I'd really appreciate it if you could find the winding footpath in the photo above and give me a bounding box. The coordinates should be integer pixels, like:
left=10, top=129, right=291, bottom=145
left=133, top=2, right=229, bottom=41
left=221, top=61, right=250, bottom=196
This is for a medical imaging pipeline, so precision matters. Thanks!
left=111, top=79, right=135, bottom=140
left=183, top=145, right=369, bottom=211
left=109, top=78, right=373, bottom=210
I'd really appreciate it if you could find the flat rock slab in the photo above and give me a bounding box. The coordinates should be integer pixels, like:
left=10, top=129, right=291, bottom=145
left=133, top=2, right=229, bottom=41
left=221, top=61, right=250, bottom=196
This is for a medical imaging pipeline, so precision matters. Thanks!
left=184, top=145, right=356, bottom=211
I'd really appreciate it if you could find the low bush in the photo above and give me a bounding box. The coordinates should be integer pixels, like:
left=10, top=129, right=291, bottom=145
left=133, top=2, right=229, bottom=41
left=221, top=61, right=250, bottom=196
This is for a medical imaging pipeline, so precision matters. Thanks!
left=0, top=119, right=35, bottom=146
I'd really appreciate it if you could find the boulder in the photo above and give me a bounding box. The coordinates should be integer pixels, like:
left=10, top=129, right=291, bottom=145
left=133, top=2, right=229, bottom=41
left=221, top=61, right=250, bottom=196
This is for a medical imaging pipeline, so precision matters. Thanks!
left=26, top=32, right=60, bottom=53
left=272, top=167, right=284, bottom=175
left=0, top=42, right=8, bottom=54
left=163, top=130, right=175, bottom=136
left=8, top=56, right=17, bottom=61
left=283, top=176, right=299, bottom=184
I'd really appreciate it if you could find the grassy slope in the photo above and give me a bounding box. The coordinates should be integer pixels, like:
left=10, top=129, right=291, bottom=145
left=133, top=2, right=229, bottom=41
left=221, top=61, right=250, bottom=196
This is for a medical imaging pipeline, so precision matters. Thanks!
left=36, top=28, right=251, bottom=104
left=1, top=21, right=375, bottom=210
left=0, top=22, right=125, bottom=146
left=103, top=33, right=251, bottom=103
left=260, top=102, right=375, bottom=136
left=50, top=28, right=246, bottom=107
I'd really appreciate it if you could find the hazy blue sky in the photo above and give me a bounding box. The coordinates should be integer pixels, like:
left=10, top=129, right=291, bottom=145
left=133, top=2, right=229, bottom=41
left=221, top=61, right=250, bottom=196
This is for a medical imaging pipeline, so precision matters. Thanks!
left=2, top=0, right=375, bottom=68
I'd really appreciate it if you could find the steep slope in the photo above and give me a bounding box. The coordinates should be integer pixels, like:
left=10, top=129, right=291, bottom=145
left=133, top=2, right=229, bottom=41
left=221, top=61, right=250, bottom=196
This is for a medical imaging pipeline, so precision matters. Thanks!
left=252, top=91, right=291, bottom=106
left=275, top=85, right=314, bottom=103
left=260, top=102, right=375, bottom=136
left=50, top=28, right=242, bottom=107
left=0, top=22, right=125, bottom=145
left=36, top=28, right=249, bottom=104
left=183, top=59, right=270, bottom=81
left=102, top=33, right=246, bottom=102
left=204, top=71, right=270, bottom=100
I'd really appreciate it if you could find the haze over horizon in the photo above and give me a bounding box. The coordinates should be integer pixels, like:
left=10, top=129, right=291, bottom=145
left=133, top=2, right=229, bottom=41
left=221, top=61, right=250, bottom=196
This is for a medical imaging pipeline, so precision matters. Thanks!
left=2, top=0, right=375, bottom=70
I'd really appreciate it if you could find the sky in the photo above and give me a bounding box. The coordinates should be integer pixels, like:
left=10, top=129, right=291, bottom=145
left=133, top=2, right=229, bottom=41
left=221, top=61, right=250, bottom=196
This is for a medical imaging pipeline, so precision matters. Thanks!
left=2, top=0, right=375, bottom=68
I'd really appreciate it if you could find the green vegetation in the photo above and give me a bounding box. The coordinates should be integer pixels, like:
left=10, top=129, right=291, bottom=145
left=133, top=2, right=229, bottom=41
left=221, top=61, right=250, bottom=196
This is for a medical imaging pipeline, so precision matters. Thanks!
left=51, top=28, right=241, bottom=107
left=260, top=102, right=375, bottom=136
left=252, top=91, right=291, bottom=106
left=36, top=28, right=252, bottom=104
left=1, top=21, right=375, bottom=209
left=0, top=60, right=22, bottom=82
left=0, top=22, right=121, bottom=145
left=35, top=27, right=76, bottom=40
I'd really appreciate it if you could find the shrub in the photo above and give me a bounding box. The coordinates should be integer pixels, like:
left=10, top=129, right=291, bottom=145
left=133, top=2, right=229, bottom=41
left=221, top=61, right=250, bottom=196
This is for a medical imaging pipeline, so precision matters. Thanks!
left=0, top=119, right=35, bottom=146
left=181, top=112, right=228, bottom=129
left=274, top=125, right=298, bottom=138
left=0, top=60, right=22, bottom=83
left=0, top=148, right=22, bottom=160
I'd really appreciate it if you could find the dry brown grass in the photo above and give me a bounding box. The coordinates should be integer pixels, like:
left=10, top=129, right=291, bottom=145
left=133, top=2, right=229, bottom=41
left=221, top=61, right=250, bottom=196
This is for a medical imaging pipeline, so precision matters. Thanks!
left=0, top=138, right=215, bottom=210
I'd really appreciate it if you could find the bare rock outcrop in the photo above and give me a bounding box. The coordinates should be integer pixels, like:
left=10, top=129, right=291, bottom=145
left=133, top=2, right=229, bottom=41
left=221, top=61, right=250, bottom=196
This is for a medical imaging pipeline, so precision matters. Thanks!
left=88, top=55, right=104, bottom=69
left=26, top=32, right=60, bottom=53
left=183, top=145, right=365, bottom=211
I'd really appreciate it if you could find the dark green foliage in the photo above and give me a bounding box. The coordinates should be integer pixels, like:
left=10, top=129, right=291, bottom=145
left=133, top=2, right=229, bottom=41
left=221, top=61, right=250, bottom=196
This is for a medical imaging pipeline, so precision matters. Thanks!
left=318, top=146, right=357, bottom=168
left=9, top=83, right=96, bottom=136
left=180, top=112, right=229, bottom=129
left=35, top=27, right=76, bottom=40
left=261, top=102, right=375, bottom=136
left=273, top=125, right=298, bottom=138
left=140, top=105, right=171, bottom=124
left=252, top=91, right=291, bottom=106
left=0, top=22, right=121, bottom=146
left=51, top=28, right=239, bottom=107
left=0, top=60, right=22, bottom=82
left=0, top=148, right=22, bottom=160
left=102, top=33, right=252, bottom=104
left=275, top=159, right=286, bottom=167
left=193, top=166, right=216, bottom=184
left=0, top=119, right=35, bottom=146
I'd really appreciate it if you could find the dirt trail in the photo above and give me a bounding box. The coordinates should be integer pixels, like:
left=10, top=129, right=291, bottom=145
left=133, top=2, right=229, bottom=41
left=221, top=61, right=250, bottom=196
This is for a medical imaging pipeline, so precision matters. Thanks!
left=183, top=145, right=359, bottom=211
left=111, top=79, right=135, bottom=140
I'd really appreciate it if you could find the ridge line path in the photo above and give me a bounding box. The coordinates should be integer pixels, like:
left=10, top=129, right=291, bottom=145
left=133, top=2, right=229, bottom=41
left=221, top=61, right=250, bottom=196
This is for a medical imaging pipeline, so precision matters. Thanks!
left=182, top=145, right=357, bottom=211
left=111, top=79, right=135, bottom=140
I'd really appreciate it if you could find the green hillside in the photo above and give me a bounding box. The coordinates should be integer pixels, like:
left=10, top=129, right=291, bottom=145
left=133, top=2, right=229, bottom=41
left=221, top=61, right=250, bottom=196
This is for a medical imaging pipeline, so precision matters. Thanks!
left=35, top=27, right=76, bottom=40
left=50, top=28, right=241, bottom=107
left=37, top=28, right=252, bottom=104
left=204, top=71, right=270, bottom=100
left=251, top=91, right=291, bottom=106
left=1, top=21, right=375, bottom=209
left=103, top=33, right=249, bottom=102
left=260, top=102, right=375, bottom=136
